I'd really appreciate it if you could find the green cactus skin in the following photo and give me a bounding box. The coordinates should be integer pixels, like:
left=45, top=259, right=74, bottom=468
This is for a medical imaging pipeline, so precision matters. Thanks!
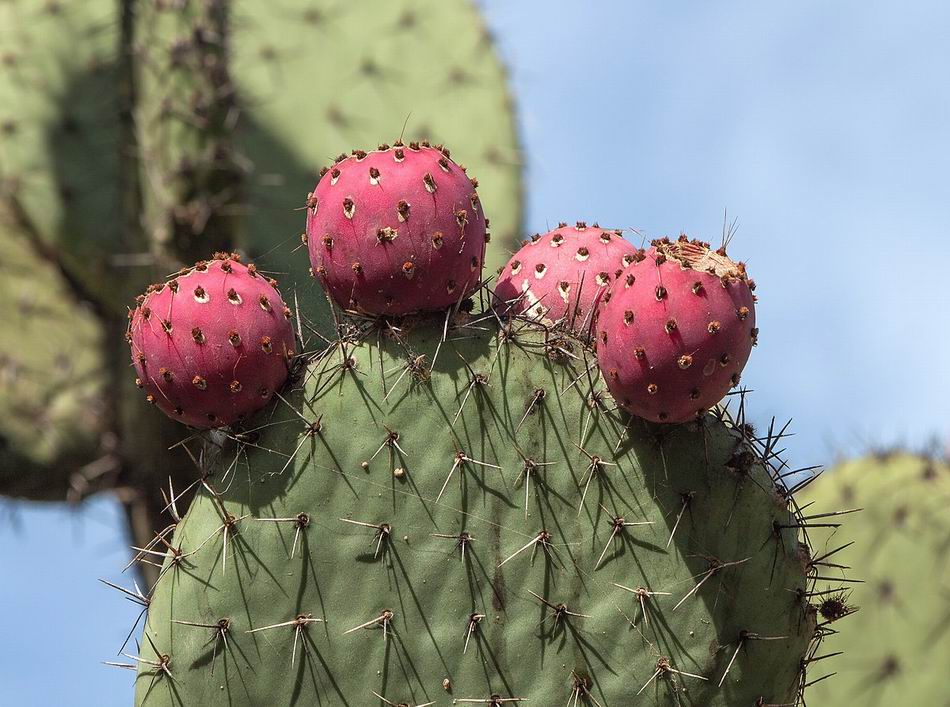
left=132, top=316, right=822, bottom=706
left=0, top=0, right=522, bottom=522
left=0, top=213, right=106, bottom=500
left=799, top=452, right=950, bottom=705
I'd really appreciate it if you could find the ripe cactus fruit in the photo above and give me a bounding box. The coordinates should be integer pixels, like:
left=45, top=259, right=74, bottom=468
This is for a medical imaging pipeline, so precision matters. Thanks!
left=306, top=142, right=487, bottom=315
left=493, top=222, right=638, bottom=333
left=127, top=253, right=295, bottom=429
left=596, top=235, right=757, bottom=423
left=131, top=316, right=829, bottom=706
left=799, top=452, right=950, bottom=705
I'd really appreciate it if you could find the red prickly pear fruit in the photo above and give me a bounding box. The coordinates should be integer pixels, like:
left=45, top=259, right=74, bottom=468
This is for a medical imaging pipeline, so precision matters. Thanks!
left=595, top=235, right=757, bottom=423
left=493, top=222, right=638, bottom=334
left=128, top=253, right=296, bottom=429
left=306, top=142, right=487, bottom=315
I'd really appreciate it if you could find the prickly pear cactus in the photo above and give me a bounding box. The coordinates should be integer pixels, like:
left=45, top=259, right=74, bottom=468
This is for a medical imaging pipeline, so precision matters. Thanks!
left=132, top=315, right=823, bottom=705
left=800, top=452, right=950, bottom=705
left=0, top=0, right=523, bottom=505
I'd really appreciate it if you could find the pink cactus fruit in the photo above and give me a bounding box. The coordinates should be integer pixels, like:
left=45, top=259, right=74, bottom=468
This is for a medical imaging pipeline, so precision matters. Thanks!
left=596, top=235, right=758, bottom=423
left=305, top=141, right=487, bottom=315
left=493, top=222, right=639, bottom=333
left=127, top=253, right=296, bottom=429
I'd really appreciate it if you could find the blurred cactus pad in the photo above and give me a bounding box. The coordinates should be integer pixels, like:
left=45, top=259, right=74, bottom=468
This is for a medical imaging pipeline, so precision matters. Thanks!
left=800, top=452, right=950, bottom=705
left=132, top=315, right=832, bottom=706
left=0, top=0, right=522, bottom=522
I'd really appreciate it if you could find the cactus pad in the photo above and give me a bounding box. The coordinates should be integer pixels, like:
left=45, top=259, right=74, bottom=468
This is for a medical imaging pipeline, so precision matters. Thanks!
left=133, top=315, right=822, bottom=706
left=799, top=452, right=950, bottom=705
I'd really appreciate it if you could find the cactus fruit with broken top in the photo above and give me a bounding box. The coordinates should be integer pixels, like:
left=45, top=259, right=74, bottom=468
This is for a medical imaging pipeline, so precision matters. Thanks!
left=596, top=236, right=757, bottom=423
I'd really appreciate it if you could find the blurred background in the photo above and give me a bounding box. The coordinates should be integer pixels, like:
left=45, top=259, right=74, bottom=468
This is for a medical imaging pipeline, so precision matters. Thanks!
left=1, top=0, right=948, bottom=705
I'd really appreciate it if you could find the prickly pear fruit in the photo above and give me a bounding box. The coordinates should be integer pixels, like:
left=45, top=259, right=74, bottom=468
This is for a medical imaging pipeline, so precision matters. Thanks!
left=493, top=222, right=638, bottom=333
left=596, top=236, right=756, bottom=423
left=128, top=253, right=295, bottom=429
left=306, top=142, right=487, bottom=315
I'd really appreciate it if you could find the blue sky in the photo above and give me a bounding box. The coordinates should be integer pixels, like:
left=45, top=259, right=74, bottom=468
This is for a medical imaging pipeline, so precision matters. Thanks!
left=2, top=2, right=948, bottom=704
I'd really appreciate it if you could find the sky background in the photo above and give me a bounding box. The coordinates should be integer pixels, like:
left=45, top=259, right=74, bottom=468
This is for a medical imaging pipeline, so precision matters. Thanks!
left=2, top=1, right=949, bottom=704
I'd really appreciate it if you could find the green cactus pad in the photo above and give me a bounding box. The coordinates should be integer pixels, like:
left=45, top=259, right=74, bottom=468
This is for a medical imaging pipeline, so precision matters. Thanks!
left=0, top=214, right=105, bottom=499
left=799, top=453, right=950, bottom=705
left=134, top=316, right=819, bottom=706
